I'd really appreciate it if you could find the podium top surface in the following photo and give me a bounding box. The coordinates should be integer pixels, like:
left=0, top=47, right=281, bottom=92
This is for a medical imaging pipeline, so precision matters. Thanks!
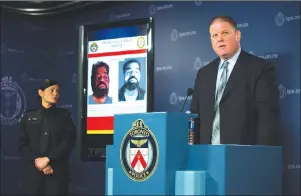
left=114, top=112, right=199, bottom=118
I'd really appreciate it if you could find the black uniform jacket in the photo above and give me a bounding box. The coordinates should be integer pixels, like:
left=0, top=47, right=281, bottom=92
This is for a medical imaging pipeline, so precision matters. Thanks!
left=18, top=105, right=76, bottom=180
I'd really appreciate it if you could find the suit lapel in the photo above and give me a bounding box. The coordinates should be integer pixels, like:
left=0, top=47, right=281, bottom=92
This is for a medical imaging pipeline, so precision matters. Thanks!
left=221, top=51, right=246, bottom=101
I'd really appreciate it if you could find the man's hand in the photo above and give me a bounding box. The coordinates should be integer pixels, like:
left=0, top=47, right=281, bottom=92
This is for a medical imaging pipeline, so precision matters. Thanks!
left=35, top=157, right=50, bottom=170
left=42, top=165, right=54, bottom=175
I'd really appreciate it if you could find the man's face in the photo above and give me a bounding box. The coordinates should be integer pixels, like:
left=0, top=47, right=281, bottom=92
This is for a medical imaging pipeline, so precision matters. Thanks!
left=93, top=66, right=109, bottom=98
left=209, top=20, right=241, bottom=60
left=124, top=62, right=141, bottom=90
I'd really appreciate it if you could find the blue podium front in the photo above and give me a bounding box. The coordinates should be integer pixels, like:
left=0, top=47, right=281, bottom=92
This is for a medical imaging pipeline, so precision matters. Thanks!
left=186, top=145, right=282, bottom=195
left=106, top=112, right=190, bottom=195
left=105, top=112, right=282, bottom=195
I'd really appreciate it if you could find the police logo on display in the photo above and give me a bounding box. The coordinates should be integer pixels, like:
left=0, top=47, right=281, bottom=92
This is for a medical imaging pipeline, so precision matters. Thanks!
left=1, top=76, right=26, bottom=125
left=278, top=84, right=287, bottom=99
left=169, top=92, right=178, bottom=105
left=90, top=42, right=98, bottom=53
left=137, top=37, right=145, bottom=48
left=170, top=29, right=179, bottom=42
left=194, top=57, right=203, bottom=70
left=120, top=119, right=159, bottom=182
left=194, top=0, right=203, bottom=6
left=275, top=12, right=285, bottom=27
left=149, top=4, right=156, bottom=15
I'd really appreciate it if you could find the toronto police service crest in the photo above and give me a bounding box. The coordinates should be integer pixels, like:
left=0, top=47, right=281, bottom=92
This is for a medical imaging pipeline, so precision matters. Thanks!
left=0, top=76, right=26, bottom=125
left=90, top=42, right=98, bottom=53
left=120, top=119, right=159, bottom=182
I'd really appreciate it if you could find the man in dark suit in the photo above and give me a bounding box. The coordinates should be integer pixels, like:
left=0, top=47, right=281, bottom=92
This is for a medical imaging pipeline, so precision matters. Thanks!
left=190, top=16, right=280, bottom=145
left=18, top=79, right=76, bottom=195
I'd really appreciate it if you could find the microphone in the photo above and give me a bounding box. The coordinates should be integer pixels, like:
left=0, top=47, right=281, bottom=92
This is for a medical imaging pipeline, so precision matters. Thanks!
left=180, top=88, right=194, bottom=112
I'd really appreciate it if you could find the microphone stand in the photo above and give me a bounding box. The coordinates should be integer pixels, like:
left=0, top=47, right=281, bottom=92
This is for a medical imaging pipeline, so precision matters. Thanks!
left=180, top=88, right=194, bottom=112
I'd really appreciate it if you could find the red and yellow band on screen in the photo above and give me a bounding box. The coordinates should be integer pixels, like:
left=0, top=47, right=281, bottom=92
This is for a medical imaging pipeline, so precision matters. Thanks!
left=87, top=116, right=114, bottom=134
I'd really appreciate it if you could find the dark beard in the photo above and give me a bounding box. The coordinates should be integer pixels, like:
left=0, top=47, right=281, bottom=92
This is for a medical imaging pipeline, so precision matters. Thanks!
left=93, top=82, right=108, bottom=98
left=93, top=88, right=108, bottom=98
left=125, top=76, right=139, bottom=91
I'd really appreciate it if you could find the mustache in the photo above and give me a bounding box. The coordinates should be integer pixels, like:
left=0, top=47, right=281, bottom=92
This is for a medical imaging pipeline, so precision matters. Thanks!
left=127, top=76, right=138, bottom=83
left=97, top=81, right=107, bottom=88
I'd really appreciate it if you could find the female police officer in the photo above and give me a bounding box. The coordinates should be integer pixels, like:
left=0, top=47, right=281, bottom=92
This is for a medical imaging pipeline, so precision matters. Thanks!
left=18, top=79, right=76, bottom=195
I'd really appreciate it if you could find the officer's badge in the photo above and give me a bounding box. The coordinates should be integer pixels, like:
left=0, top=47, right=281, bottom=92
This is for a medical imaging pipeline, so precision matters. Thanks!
left=90, top=42, right=98, bottom=53
left=120, top=119, right=159, bottom=182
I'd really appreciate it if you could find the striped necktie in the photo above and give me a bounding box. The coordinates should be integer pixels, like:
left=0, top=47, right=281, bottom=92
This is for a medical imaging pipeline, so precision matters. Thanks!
left=211, top=61, right=229, bottom=144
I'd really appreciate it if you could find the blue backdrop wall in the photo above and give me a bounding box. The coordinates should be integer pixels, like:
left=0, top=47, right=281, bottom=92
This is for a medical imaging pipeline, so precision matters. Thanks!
left=0, top=10, right=56, bottom=194
left=1, top=1, right=300, bottom=195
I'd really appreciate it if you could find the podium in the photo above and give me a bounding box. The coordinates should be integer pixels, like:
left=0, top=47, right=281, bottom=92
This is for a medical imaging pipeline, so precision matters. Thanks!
left=105, top=112, right=282, bottom=195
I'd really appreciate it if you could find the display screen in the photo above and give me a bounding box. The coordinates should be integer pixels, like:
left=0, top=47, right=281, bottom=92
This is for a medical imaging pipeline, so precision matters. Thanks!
left=78, top=18, right=154, bottom=162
